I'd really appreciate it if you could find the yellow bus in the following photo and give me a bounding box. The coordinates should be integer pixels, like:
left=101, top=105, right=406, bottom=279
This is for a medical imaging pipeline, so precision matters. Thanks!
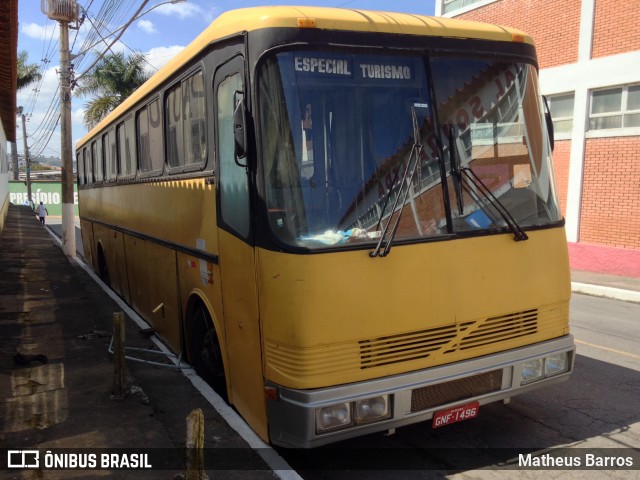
left=76, top=6, right=575, bottom=448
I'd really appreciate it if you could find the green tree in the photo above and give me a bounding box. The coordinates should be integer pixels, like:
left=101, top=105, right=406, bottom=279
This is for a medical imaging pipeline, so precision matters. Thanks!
left=13, top=51, right=42, bottom=180
left=75, top=51, right=151, bottom=129
left=17, top=50, right=42, bottom=90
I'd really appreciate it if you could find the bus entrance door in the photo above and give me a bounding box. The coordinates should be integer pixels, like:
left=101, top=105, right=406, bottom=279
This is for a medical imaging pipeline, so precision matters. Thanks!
left=215, top=54, right=268, bottom=441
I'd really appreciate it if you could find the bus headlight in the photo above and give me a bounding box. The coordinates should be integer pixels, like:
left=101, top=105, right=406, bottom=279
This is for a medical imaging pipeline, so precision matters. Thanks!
left=315, top=395, right=393, bottom=434
left=521, top=353, right=570, bottom=385
left=315, top=403, right=352, bottom=433
left=545, top=352, right=569, bottom=377
left=355, top=395, right=390, bottom=423
left=521, top=358, right=544, bottom=384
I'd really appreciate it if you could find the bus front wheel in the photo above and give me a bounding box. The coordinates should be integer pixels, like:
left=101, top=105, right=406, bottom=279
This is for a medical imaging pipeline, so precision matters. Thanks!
left=189, top=305, right=227, bottom=400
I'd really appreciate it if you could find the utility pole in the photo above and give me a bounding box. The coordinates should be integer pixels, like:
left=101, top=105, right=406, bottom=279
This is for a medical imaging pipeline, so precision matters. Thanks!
left=10, top=142, right=19, bottom=181
left=19, top=110, right=33, bottom=207
left=42, top=0, right=78, bottom=257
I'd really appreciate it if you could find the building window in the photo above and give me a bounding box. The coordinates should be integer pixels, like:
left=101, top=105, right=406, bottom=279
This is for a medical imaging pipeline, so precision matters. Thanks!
left=589, top=84, right=640, bottom=130
left=548, top=93, right=574, bottom=137
left=443, top=0, right=487, bottom=14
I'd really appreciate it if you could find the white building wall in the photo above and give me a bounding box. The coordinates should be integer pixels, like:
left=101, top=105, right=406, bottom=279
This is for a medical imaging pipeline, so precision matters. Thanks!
left=539, top=0, right=640, bottom=242
left=437, top=0, right=640, bottom=244
left=1, top=122, right=9, bottom=230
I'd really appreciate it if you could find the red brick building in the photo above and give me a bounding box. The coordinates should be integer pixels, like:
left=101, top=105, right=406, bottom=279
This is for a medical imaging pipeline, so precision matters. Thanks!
left=437, top=0, right=640, bottom=251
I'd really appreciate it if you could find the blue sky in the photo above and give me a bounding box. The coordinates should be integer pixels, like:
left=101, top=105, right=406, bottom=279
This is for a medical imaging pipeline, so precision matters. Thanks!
left=17, top=1, right=435, bottom=158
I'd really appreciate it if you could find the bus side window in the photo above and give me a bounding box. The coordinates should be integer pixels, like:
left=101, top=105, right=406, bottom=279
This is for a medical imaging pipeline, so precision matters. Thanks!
left=102, top=133, right=109, bottom=182
left=137, top=106, right=151, bottom=173
left=216, top=64, right=250, bottom=238
left=183, top=71, right=207, bottom=165
left=96, top=136, right=104, bottom=182
left=85, top=147, right=93, bottom=185
left=124, top=116, right=136, bottom=177
left=166, top=84, right=183, bottom=168
left=108, top=129, right=118, bottom=180
left=116, top=122, right=124, bottom=180
left=148, top=99, right=164, bottom=172
left=77, top=151, right=85, bottom=186
left=91, top=140, right=99, bottom=183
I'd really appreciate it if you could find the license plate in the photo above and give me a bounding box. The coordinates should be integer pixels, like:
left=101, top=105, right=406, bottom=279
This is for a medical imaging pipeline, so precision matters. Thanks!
left=432, top=401, right=479, bottom=428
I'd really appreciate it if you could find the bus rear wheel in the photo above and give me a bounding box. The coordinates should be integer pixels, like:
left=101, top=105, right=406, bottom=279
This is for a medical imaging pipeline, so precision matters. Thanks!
left=97, top=245, right=110, bottom=287
left=189, top=305, right=227, bottom=401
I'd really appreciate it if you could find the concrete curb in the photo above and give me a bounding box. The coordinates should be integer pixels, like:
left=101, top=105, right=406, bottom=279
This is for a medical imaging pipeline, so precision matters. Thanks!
left=571, top=282, right=640, bottom=304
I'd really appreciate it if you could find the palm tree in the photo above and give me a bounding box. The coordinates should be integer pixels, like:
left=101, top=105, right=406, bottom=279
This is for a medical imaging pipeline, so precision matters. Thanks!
left=13, top=51, right=43, bottom=180
left=17, top=50, right=42, bottom=90
left=75, top=51, right=151, bottom=129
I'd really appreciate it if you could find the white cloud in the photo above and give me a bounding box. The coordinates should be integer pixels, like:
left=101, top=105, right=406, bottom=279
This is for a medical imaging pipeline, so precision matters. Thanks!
left=21, top=22, right=58, bottom=41
left=137, top=19, right=157, bottom=35
left=154, top=2, right=215, bottom=23
left=15, top=65, right=93, bottom=157
left=144, top=45, right=185, bottom=73
left=72, top=106, right=88, bottom=147
left=15, top=67, right=61, bottom=156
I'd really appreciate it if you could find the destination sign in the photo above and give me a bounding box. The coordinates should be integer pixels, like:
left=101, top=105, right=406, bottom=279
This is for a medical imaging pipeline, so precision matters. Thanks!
left=290, top=53, right=421, bottom=86
left=294, top=57, right=352, bottom=75
left=359, top=63, right=411, bottom=80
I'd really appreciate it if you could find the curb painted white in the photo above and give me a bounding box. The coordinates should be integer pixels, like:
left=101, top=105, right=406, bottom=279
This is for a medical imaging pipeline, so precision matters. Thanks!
left=572, top=282, right=640, bottom=304
left=47, top=229, right=302, bottom=480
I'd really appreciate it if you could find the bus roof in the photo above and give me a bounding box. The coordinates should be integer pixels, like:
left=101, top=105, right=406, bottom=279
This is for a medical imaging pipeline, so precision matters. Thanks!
left=77, top=6, right=533, bottom=147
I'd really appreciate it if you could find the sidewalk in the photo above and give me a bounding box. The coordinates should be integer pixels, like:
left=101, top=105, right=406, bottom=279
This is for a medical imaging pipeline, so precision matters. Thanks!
left=0, top=205, right=277, bottom=478
left=568, top=242, right=640, bottom=303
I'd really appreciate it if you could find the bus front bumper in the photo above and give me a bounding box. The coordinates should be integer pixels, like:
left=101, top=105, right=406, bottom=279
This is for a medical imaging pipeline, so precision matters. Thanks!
left=266, top=335, right=575, bottom=448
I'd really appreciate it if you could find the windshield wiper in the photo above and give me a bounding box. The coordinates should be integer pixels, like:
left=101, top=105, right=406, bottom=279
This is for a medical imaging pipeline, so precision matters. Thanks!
left=449, top=141, right=529, bottom=242
left=448, top=131, right=528, bottom=242
left=462, top=167, right=528, bottom=241
left=449, top=127, right=465, bottom=216
left=370, top=106, right=424, bottom=257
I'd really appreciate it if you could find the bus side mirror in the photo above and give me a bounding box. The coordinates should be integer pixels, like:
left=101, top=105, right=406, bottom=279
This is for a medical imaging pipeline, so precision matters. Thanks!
left=542, top=96, right=555, bottom=152
left=233, top=91, right=248, bottom=166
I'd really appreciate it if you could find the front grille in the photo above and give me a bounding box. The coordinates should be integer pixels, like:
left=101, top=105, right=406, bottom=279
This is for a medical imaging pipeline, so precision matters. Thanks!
left=359, top=324, right=460, bottom=369
left=360, top=310, right=538, bottom=369
left=410, top=369, right=503, bottom=412
left=456, top=309, right=538, bottom=351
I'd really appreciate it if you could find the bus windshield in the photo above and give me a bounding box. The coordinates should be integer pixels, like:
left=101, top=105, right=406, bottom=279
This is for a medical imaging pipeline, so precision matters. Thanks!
left=258, top=50, right=562, bottom=250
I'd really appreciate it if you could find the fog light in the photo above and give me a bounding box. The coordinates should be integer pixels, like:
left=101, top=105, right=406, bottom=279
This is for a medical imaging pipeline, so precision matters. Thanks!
left=315, top=403, right=352, bottom=433
left=522, top=358, right=544, bottom=384
left=545, top=353, right=569, bottom=376
left=355, top=395, right=390, bottom=424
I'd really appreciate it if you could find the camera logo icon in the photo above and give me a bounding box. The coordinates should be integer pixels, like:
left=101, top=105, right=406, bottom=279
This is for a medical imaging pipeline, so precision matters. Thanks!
left=7, top=450, right=40, bottom=469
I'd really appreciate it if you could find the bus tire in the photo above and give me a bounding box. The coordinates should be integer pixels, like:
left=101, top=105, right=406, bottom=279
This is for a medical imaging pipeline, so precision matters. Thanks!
left=189, top=304, right=227, bottom=400
left=97, top=245, right=110, bottom=287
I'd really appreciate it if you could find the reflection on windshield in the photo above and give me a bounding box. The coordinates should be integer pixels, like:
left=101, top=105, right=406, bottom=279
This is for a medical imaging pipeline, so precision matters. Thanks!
left=430, top=58, right=561, bottom=235
left=257, top=51, right=562, bottom=250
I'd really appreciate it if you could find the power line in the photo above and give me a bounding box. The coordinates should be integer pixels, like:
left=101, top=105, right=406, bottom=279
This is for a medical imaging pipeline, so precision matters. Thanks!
left=31, top=116, right=61, bottom=159
left=24, top=0, right=160, bottom=157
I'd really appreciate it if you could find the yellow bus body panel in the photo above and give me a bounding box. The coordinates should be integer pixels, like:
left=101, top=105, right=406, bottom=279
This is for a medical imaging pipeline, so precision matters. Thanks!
left=80, top=180, right=218, bottom=250
left=258, top=228, right=571, bottom=390
left=80, top=179, right=218, bottom=352
left=217, top=229, right=268, bottom=441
